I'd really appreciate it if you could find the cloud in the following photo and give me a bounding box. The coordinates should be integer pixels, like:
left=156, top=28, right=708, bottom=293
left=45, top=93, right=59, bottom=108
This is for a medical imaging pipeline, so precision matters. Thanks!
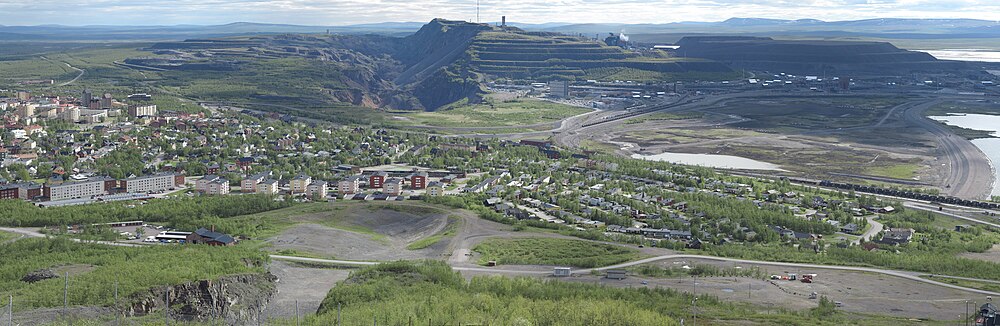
left=0, top=0, right=998, bottom=25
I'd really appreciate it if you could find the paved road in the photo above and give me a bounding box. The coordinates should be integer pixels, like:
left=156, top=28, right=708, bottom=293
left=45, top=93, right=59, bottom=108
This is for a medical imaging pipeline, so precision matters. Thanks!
left=271, top=253, right=1000, bottom=296
left=0, top=227, right=142, bottom=247
left=40, top=56, right=85, bottom=87
left=9, top=223, right=1000, bottom=297
left=905, top=202, right=1000, bottom=228
left=857, top=216, right=884, bottom=244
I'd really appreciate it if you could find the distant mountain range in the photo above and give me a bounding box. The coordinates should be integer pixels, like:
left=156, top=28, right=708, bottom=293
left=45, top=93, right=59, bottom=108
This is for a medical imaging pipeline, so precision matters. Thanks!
left=1, top=18, right=999, bottom=41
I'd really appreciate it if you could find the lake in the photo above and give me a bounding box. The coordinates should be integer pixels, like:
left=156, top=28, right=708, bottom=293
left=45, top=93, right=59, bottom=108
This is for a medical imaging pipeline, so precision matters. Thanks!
left=631, top=152, right=784, bottom=171
left=921, top=50, right=1000, bottom=63
left=928, top=113, right=1000, bottom=197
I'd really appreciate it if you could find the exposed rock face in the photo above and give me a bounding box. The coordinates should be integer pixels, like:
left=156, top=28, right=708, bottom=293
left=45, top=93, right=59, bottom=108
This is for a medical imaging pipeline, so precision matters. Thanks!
left=125, top=273, right=277, bottom=325
left=21, top=269, right=58, bottom=283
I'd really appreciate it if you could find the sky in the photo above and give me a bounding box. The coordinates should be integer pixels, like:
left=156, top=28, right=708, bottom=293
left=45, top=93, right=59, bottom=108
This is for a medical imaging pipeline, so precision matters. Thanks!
left=1, top=0, right=999, bottom=26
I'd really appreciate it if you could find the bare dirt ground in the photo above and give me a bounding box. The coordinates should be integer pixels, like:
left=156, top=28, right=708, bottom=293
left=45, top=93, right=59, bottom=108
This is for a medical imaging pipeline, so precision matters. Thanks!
left=267, top=260, right=352, bottom=318
left=264, top=203, right=455, bottom=261
left=961, top=244, right=1000, bottom=262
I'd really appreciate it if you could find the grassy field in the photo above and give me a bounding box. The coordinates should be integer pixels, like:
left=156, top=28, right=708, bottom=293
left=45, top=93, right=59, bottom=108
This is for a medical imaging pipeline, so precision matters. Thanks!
left=389, top=96, right=591, bottom=128
left=473, top=238, right=640, bottom=268
left=922, top=275, right=1000, bottom=293
left=865, top=163, right=921, bottom=180
left=0, top=231, right=16, bottom=243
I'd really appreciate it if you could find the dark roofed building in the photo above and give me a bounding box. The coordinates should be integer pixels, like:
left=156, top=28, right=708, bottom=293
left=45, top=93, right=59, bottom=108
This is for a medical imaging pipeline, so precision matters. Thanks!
left=186, top=227, right=237, bottom=246
left=878, top=228, right=914, bottom=245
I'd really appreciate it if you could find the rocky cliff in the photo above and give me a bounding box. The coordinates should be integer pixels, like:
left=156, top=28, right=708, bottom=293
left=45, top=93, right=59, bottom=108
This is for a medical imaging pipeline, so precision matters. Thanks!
left=125, top=273, right=277, bottom=324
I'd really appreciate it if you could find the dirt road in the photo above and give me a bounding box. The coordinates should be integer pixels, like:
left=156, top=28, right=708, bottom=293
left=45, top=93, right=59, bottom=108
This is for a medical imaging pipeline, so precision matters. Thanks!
left=901, top=100, right=994, bottom=199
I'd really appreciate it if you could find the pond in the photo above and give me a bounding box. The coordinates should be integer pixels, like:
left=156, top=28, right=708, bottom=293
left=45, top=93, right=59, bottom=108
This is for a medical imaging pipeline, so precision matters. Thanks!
left=929, top=113, right=1000, bottom=197
left=631, top=152, right=784, bottom=171
left=921, top=50, right=1000, bottom=63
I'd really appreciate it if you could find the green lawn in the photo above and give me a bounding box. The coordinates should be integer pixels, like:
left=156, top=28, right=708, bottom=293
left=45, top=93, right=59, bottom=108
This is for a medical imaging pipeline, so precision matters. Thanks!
left=473, top=237, right=640, bottom=268
left=865, top=164, right=921, bottom=180
left=0, top=231, right=16, bottom=243
left=390, top=97, right=591, bottom=128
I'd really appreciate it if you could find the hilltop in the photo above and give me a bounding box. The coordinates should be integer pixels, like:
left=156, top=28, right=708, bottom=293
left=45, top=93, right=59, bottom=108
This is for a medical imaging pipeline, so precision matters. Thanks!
left=135, top=19, right=731, bottom=111
left=674, top=36, right=966, bottom=74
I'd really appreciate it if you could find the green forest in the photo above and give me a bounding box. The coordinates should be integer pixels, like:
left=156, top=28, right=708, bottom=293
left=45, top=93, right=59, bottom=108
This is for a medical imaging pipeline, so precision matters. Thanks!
left=0, top=195, right=293, bottom=238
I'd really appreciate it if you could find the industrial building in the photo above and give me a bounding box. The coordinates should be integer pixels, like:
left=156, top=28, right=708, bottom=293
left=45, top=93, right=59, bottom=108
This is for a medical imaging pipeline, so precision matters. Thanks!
left=549, top=81, right=570, bottom=98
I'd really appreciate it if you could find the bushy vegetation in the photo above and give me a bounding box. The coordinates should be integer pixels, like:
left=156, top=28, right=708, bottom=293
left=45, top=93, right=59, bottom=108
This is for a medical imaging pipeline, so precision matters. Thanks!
left=635, top=263, right=766, bottom=279
left=0, top=237, right=267, bottom=311
left=0, top=195, right=293, bottom=237
left=312, top=261, right=852, bottom=325
left=473, top=238, right=639, bottom=268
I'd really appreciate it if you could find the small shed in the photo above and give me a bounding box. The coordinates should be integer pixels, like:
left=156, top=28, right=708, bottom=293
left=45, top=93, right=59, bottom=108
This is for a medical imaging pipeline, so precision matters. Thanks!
left=553, top=267, right=571, bottom=277
left=606, top=269, right=627, bottom=280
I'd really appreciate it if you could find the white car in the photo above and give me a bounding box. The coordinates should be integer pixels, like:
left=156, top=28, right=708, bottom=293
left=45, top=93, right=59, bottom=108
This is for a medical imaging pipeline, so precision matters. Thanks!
left=143, top=236, right=156, bottom=243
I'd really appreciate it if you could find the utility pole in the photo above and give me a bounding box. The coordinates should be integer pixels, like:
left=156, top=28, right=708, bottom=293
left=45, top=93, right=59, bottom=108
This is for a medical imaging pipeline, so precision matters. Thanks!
left=693, top=275, right=697, bottom=326
left=295, top=300, right=300, bottom=326
left=64, top=272, right=68, bottom=316
left=114, top=280, right=119, bottom=326
left=966, top=300, right=970, bottom=326
left=164, top=288, right=169, bottom=326
left=337, top=303, right=342, bottom=326
left=8, top=295, right=12, bottom=326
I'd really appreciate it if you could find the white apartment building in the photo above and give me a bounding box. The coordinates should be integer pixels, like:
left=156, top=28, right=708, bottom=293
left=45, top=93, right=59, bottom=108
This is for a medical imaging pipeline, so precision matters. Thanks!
left=125, top=174, right=176, bottom=194
left=48, top=179, right=106, bottom=201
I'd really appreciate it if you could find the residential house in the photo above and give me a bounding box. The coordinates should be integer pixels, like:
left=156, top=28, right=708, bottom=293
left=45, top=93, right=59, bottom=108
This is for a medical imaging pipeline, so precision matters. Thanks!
left=878, top=228, right=915, bottom=245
